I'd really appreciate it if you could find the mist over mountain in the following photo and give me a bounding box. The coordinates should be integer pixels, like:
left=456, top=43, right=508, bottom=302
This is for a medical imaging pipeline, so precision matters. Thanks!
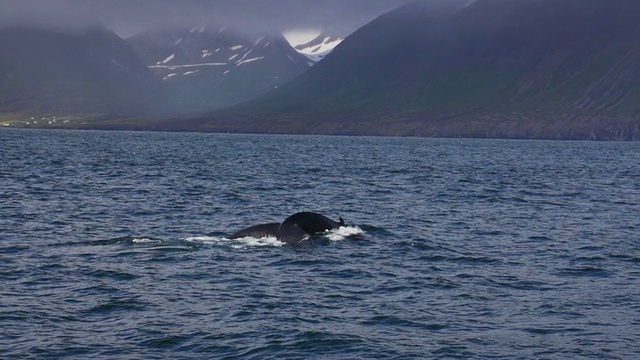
left=0, top=23, right=317, bottom=121
left=165, top=0, right=640, bottom=140
left=0, top=0, right=414, bottom=123
left=0, top=0, right=414, bottom=38
left=0, top=25, right=169, bottom=119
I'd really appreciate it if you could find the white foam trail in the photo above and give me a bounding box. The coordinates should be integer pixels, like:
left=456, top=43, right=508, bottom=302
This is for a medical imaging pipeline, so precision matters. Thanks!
left=184, top=236, right=285, bottom=249
left=325, top=226, right=365, bottom=242
left=183, top=226, right=363, bottom=247
left=230, top=236, right=285, bottom=248
left=131, top=238, right=162, bottom=244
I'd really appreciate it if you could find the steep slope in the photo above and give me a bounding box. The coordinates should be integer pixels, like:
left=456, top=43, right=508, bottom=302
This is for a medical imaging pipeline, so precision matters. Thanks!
left=0, top=25, right=168, bottom=119
left=127, top=27, right=312, bottom=113
left=173, top=0, right=640, bottom=140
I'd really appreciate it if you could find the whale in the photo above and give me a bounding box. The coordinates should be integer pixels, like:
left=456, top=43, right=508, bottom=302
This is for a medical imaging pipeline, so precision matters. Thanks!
left=230, top=212, right=346, bottom=245
left=229, top=222, right=280, bottom=239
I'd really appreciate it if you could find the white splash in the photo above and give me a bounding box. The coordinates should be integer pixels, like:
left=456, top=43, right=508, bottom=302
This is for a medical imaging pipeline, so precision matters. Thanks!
left=182, top=225, right=363, bottom=248
left=325, top=226, right=365, bottom=242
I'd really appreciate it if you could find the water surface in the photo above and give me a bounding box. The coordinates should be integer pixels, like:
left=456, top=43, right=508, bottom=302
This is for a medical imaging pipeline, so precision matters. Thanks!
left=1, top=130, right=639, bottom=359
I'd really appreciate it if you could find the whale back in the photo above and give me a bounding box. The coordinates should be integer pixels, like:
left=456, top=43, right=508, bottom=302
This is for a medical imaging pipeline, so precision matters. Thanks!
left=230, top=212, right=347, bottom=245
left=276, top=223, right=310, bottom=245
left=229, top=222, right=280, bottom=239
left=280, top=212, right=342, bottom=234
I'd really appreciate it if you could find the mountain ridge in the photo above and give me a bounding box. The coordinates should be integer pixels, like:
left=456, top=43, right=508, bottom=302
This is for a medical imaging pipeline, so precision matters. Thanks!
left=3, top=0, right=640, bottom=140
left=154, top=0, right=640, bottom=140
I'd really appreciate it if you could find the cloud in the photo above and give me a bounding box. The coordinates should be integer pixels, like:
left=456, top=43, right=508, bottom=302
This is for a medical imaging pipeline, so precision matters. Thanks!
left=0, top=0, right=415, bottom=37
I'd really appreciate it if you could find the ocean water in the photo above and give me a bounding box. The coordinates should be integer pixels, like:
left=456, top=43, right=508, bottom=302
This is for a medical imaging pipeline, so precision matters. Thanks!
left=1, top=129, right=639, bottom=359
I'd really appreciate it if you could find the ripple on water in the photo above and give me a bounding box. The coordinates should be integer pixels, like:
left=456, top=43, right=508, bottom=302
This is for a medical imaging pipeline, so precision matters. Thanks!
left=2, top=131, right=639, bottom=359
left=556, top=266, right=612, bottom=278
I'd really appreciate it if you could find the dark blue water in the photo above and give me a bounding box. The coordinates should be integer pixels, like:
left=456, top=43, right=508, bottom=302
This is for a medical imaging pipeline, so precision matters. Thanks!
left=1, top=129, right=639, bottom=359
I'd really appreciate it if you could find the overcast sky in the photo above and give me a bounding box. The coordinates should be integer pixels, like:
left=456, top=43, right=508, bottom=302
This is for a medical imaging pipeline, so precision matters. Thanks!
left=0, top=0, right=415, bottom=38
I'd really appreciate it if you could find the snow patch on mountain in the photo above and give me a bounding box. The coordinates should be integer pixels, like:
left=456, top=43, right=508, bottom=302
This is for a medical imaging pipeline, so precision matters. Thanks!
left=150, top=63, right=227, bottom=71
left=294, top=35, right=343, bottom=63
left=158, top=54, right=175, bottom=65
left=236, top=57, right=264, bottom=66
left=286, top=54, right=297, bottom=65
left=283, top=30, right=343, bottom=63
left=110, top=59, right=127, bottom=71
left=235, top=50, right=252, bottom=64
left=283, top=29, right=321, bottom=48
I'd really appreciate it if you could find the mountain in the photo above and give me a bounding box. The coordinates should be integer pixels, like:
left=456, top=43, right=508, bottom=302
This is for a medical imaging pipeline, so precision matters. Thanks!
left=292, top=33, right=344, bottom=63
left=0, top=25, right=168, bottom=121
left=159, top=0, right=640, bottom=140
left=127, top=26, right=312, bottom=114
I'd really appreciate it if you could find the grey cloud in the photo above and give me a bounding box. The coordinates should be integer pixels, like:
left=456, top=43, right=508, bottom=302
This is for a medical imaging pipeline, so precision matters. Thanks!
left=0, top=0, right=415, bottom=37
